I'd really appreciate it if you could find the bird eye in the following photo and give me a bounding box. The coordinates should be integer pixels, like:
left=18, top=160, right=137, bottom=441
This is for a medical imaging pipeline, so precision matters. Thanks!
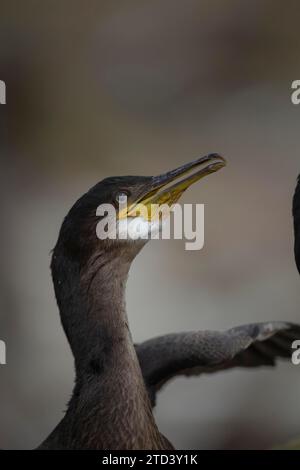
left=116, top=192, right=129, bottom=205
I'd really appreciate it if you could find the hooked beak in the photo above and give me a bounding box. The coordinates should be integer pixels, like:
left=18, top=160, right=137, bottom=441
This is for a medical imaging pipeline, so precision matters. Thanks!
left=119, top=153, right=226, bottom=220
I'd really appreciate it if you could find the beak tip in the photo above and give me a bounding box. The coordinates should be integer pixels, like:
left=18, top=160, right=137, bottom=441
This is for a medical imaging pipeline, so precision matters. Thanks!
left=208, top=153, right=227, bottom=164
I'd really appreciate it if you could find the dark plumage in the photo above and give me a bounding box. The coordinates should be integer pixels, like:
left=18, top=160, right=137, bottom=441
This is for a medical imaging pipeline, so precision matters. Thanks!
left=36, top=156, right=299, bottom=449
left=273, top=175, right=300, bottom=450
left=137, top=322, right=300, bottom=407
left=293, top=175, right=300, bottom=275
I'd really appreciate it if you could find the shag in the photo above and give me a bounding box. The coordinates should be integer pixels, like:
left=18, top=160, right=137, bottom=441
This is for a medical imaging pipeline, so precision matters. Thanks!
left=293, top=175, right=300, bottom=275
left=38, top=154, right=300, bottom=450
left=272, top=175, right=300, bottom=450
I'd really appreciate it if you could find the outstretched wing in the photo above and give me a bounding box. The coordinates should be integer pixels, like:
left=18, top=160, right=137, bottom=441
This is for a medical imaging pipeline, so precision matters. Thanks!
left=136, top=322, right=300, bottom=406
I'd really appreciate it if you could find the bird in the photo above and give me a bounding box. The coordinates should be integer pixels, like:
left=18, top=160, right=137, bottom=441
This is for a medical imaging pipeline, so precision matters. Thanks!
left=293, top=175, right=300, bottom=275
left=262, top=174, right=300, bottom=450
left=37, top=154, right=300, bottom=450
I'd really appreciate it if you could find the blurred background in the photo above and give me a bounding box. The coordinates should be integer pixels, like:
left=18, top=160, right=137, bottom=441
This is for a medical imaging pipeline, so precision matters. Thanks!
left=1, top=0, right=300, bottom=450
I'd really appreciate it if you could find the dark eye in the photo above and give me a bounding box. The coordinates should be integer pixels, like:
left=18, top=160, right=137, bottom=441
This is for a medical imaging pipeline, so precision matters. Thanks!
left=115, top=192, right=129, bottom=205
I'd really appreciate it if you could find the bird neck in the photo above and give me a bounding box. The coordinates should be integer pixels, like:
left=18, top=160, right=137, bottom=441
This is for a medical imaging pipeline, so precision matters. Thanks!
left=78, top=252, right=135, bottom=375
left=51, top=246, right=162, bottom=448
left=52, top=246, right=140, bottom=375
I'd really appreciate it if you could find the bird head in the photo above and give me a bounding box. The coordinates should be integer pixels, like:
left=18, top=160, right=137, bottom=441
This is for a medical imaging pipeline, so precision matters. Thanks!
left=54, top=153, right=226, bottom=266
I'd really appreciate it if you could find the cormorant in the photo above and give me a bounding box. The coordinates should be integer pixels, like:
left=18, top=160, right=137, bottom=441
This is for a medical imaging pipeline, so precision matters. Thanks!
left=272, top=175, right=300, bottom=450
left=293, top=175, right=300, bottom=275
left=37, top=154, right=300, bottom=449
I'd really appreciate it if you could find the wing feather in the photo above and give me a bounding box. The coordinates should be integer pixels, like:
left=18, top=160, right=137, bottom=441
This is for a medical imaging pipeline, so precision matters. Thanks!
left=136, top=322, right=300, bottom=406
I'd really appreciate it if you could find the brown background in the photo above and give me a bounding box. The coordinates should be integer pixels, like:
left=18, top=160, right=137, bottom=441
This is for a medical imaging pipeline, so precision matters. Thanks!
left=0, top=0, right=300, bottom=449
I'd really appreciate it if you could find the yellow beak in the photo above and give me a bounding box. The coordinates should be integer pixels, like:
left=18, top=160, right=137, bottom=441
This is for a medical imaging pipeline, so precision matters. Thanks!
left=119, top=153, right=226, bottom=221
